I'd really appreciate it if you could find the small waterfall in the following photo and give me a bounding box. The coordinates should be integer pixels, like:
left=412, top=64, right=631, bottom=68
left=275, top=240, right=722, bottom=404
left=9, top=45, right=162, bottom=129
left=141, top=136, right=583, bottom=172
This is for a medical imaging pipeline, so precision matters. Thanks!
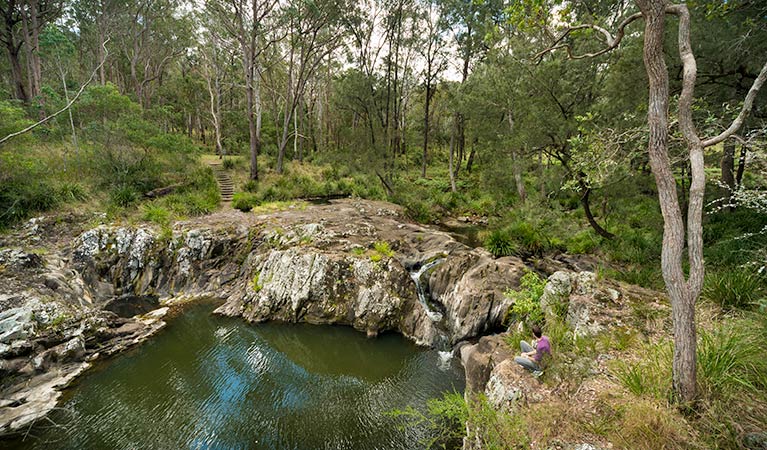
left=409, top=258, right=445, bottom=322
left=410, top=259, right=454, bottom=367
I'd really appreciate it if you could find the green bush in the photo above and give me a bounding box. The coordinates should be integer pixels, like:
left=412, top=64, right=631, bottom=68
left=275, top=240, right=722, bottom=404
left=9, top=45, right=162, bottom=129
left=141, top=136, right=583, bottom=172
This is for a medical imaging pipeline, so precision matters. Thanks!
left=373, top=241, right=394, bottom=257
left=566, top=230, right=601, bottom=254
left=0, top=153, right=58, bottom=226
left=484, top=229, right=517, bottom=257
left=222, top=158, right=236, bottom=170
left=243, top=180, right=258, bottom=192
left=391, top=391, right=528, bottom=450
left=57, top=182, right=88, bottom=202
left=610, top=314, right=767, bottom=449
left=232, top=192, right=260, bottom=212
left=504, top=270, right=546, bottom=327
left=110, top=185, right=139, bottom=207
left=142, top=204, right=171, bottom=226
left=703, top=271, right=766, bottom=310
left=0, top=100, right=33, bottom=139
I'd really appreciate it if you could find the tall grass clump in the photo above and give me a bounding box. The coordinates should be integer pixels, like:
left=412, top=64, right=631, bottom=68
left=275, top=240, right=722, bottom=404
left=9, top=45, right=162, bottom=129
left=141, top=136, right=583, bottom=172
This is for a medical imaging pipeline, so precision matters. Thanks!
left=703, top=270, right=766, bottom=310
left=484, top=229, right=517, bottom=257
left=391, top=392, right=528, bottom=449
left=611, top=314, right=767, bottom=448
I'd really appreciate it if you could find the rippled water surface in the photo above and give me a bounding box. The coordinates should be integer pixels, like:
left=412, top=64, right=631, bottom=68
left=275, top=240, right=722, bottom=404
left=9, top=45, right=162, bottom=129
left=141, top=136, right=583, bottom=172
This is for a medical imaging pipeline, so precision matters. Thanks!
left=10, top=301, right=464, bottom=449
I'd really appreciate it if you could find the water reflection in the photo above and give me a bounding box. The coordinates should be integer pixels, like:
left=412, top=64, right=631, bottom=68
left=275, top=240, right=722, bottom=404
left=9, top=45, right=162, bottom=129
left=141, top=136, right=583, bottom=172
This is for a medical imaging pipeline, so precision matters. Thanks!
left=6, top=302, right=464, bottom=450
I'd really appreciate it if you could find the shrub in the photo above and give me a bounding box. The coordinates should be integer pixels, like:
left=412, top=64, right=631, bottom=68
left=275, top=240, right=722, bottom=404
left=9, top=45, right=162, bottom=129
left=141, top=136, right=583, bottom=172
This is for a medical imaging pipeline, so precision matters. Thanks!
left=389, top=391, right=468, bottom=449
left=243, top=180, right=258, bottom=192
left=57, top=182, right=88, bottom=202
left=0, top=100, right=33, bottom=139
left=504, top=270, right=546, bottom=327
left=566, top=230, right=600, bottom=254
left=0, top=153, right=59, bottom=226
left=373, top=241, right=394, bottom=257
left=222, top=158, right=236, bottom=170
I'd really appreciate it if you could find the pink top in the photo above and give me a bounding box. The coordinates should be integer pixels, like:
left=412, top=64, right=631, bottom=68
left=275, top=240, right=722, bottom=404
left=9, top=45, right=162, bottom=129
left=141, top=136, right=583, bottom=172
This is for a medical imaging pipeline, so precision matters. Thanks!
left=534, top=336, right=551, bottom=362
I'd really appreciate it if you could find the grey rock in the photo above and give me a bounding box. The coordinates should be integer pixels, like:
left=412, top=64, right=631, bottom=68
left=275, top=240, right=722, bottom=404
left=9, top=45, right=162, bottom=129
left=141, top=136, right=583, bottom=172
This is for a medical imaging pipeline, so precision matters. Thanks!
left=744, top=431, right=767, bottom=450
left=540, top=270, right=572, bottom=317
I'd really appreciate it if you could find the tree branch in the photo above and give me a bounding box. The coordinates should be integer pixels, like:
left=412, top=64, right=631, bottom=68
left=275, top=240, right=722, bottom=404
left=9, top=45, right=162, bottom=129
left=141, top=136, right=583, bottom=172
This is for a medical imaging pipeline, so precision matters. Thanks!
left=534, top=12, right=643, bottom=62
left=701, top=59, right=767, bottom=148
left=0, top=39, right=110, bottom=146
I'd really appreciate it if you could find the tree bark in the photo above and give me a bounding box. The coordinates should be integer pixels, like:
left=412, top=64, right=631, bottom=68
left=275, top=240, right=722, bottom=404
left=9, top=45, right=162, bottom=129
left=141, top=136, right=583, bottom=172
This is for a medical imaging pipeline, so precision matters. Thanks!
left=579, top=182, right=614, bottom=239
left=638, top=0, right=697, bottom=404
left=735, top=144, right=746, bottom=187
left=422, top=79, right=431, bottom=178
left=448, top=114, right=457, bottom=193
left=721, top=140, right=735, bottom=210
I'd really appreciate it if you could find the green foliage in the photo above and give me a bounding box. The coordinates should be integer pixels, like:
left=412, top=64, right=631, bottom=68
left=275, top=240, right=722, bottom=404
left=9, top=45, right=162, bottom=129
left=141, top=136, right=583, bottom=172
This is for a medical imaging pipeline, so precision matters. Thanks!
left=222, top=158, right=236, bottom=170
left=504, top=270, right=546, bottom=327
left=389, top=391, right=468, bottom=449
left=243, top=180, right=258, bottom=192
left=373, top=241, right=394, bottom=257
left=0, top=100, right=33, bottom=139
left=109, top=185, right=140, bottom=207
left=57, top=182, right=88, bottom=202
left=703, top=270, right=766, bottom=310
left=611, top=314, right=767, bottom=448
left=484, top=229, right=517, bottom=257
left=142, top=205, right=171, bottom=226
left=0, top=153, right=58, bottom=226
left=391, top=392, right=527, bottom=449
left=232, top=192, right=260, bottom=212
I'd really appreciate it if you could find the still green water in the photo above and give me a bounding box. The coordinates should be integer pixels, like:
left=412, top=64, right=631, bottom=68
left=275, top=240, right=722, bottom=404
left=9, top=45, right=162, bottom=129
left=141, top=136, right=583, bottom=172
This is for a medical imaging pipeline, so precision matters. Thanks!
left=10, top=301, right=464, bottom=449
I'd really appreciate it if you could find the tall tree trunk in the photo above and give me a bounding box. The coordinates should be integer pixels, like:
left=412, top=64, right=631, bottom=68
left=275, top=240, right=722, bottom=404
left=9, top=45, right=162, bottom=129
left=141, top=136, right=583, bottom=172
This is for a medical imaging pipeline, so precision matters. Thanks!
left=721, top=140, right=735, bottom=210
left=244, top=52, right=259, bottom=181
left=507, top=111, right=526, bottom=204
left=638, top=0, right=697, bottom=404
left=422, top=81, right=431, bottom=178
left=466, top=138, right=476, bottom=173
left=449, top=114, right=457, bottom=193
left=735, top=144, right=746, bottom=187
left=6, top=40, right=28, bottom=102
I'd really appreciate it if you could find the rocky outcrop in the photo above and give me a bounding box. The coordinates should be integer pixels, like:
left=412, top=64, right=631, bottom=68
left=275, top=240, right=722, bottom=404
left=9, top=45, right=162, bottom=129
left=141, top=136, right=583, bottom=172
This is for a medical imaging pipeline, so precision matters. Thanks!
left=1, top=199, right=533, bottom=435
left=539, top=270, right=624, bottom=337
left=65, top=200, right=528, bottom=347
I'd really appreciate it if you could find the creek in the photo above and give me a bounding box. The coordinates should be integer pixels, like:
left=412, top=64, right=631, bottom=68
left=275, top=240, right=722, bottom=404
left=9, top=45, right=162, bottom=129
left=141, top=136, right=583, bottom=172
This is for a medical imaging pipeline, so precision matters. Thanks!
left=6, top=301, right=464, bottom=449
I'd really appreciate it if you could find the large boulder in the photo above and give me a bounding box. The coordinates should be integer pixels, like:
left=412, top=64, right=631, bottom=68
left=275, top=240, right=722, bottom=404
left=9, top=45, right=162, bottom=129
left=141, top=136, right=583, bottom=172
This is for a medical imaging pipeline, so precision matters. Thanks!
left=431, top=253, right=525, bottom=345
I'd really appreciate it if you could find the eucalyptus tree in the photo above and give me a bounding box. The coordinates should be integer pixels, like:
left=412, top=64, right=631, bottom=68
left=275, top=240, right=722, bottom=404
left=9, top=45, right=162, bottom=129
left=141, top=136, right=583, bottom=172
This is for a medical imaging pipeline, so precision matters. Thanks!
left=275, top=0, right=348, bottom=173
left=0, top=0, right=61, bottom=103
left=206, top=0, right=284, bottom=181
left=534, top=0, right=767, bottom=404
left=71, top=0, right=125, bottom=86
left=439, top=0, right=502, bottom=171
left=199, top=28, right=229, bottom=157
left=39, top=24, right=78, bottom=148
left=416, top=0, right=448, bottom=178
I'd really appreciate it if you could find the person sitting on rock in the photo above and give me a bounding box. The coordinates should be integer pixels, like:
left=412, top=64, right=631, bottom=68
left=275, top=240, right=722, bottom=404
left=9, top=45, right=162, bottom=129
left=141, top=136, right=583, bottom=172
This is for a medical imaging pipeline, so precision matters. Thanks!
left=514, top=325, right=550, bottom=378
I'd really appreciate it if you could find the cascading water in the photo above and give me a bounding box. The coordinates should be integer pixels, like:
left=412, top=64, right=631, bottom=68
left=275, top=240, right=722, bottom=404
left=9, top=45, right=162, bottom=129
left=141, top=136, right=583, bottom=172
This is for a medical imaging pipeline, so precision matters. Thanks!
left=410, top=258, right=445, bottom=322
left=409, top=258, right=453, bottom=365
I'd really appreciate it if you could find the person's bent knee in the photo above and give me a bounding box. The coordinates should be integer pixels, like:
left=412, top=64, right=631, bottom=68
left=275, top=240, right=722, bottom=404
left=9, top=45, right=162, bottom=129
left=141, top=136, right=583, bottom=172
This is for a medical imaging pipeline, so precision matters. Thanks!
left=514, top=356, right=537, bottom=371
